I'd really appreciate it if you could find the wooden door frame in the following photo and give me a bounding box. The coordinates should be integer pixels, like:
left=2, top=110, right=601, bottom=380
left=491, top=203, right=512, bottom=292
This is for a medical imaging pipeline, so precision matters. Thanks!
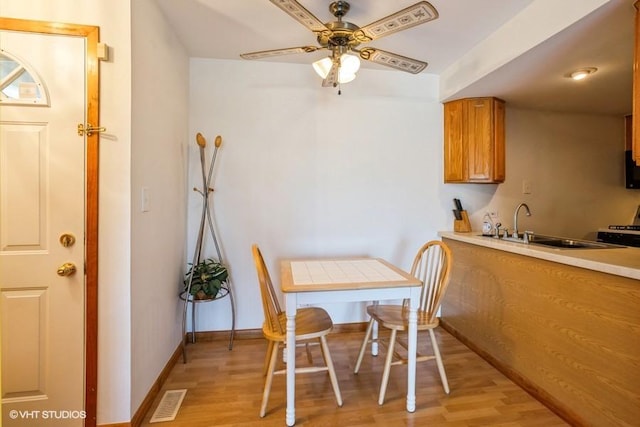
left=0, top=17, right=100, bottom=427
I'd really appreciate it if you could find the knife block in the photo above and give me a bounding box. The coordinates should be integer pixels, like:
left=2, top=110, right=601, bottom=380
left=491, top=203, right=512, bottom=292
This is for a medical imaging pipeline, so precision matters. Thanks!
left=454, top=210, right=472, bottom=232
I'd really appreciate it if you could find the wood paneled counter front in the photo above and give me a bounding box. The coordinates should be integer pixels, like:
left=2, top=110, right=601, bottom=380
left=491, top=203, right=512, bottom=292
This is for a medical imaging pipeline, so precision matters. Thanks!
left=438, top=231, right=640, bottom=427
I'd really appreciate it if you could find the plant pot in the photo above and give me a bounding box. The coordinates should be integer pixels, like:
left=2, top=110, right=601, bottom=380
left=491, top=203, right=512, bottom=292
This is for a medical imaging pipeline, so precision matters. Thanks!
left=184, top=258, right=229, bottom=301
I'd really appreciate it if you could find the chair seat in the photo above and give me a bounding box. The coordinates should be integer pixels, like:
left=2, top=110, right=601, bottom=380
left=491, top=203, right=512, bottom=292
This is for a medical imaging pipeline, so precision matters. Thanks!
left=263, top=307, right=333, bottom=342
left=366, top=304, right=440, bottom=331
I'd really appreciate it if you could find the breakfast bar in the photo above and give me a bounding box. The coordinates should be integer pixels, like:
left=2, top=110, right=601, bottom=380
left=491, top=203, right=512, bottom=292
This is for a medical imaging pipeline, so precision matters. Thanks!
left=438, top=231, right=640, bottom=427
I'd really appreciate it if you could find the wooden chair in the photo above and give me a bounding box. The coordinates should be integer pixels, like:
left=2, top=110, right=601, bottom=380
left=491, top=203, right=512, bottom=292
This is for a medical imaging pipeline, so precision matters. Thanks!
left=251, top=244, right=343, bottom=417
left=353, top=240, right=452, bottom=405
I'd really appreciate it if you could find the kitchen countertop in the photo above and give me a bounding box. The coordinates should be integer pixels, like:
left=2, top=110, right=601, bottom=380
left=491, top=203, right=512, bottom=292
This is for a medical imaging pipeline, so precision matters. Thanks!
left=438, top=231, right=640, bottom=281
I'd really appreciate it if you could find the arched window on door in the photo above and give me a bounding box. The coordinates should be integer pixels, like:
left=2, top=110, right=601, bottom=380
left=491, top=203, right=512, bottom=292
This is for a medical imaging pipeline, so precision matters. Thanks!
left=0, top=49, right=49, bottom=106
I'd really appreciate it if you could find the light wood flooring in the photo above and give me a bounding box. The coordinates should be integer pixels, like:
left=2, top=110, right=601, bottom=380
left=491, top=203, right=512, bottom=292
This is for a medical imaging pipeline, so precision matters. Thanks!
left=141, top=328, right=568, bottom=426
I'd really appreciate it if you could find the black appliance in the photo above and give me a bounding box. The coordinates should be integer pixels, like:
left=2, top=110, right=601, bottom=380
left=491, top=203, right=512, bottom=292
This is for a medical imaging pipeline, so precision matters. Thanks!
left=597, top=225, right=640, bottom=247
left=625, top=150, right=640, bottom=189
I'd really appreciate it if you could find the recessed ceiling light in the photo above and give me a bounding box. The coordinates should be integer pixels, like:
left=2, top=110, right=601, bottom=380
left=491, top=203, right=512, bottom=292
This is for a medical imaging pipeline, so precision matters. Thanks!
left=570, top=67, right=598, bottom=81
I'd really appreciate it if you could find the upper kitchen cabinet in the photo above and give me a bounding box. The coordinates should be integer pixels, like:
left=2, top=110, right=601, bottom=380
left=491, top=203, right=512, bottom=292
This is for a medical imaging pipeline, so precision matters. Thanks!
left=444, top=97, right=505, bottom=183
left=633, top=1, right=640, bottom=165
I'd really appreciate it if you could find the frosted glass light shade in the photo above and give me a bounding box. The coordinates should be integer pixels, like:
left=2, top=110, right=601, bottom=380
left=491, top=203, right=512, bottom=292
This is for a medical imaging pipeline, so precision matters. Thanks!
left=312, top=57, right=333, bottom=78
left=338, top=72, right=356, bottom=84
left=341, top=54, right=361, bottom=75
left=312, top=54, right=360, bottom=83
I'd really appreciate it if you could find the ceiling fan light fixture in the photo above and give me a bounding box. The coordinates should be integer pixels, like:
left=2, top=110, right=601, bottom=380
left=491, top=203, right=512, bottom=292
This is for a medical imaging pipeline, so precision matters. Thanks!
left=570, top=67, right=597, bottom=81
left=312, top=53, right=360, bottom=83
left=341, top=53, right=361, bottom=74
left=312, top=57, right=333, bottom=79
left=338, top=72, right=356, bottom=84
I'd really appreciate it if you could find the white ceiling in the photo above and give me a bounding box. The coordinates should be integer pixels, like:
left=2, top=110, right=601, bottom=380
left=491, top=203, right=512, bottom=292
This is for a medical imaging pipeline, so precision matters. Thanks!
left=451, top=0, right=634, bottom=115
left=155, top=0, right=634, bottom=115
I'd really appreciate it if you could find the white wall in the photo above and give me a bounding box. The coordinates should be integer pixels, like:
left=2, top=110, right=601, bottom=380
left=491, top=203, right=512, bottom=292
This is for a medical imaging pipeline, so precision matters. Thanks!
left=188, top=58, right=463, bottom=331
left=189, top=59, right=640, bottom=333
left=130, top=0, right=189, bottom=417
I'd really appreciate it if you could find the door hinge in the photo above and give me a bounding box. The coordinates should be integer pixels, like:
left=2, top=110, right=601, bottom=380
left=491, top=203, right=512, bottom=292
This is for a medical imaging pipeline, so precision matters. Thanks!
left=77, top=123, right=106, bottom=137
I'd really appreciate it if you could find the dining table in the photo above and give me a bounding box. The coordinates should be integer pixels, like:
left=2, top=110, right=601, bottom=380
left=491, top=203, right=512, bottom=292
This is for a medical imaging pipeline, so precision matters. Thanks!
left=280, top=256, right=423, bottom=426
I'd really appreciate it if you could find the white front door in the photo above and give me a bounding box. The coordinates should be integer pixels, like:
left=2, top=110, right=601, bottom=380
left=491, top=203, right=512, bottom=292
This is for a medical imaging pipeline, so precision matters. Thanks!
left=0, top=30, right=86, bottom=426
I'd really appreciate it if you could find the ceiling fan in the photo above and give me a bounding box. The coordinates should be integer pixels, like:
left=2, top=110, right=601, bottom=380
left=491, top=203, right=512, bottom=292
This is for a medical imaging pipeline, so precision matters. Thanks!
left=240, top=0, right=439, bottom=88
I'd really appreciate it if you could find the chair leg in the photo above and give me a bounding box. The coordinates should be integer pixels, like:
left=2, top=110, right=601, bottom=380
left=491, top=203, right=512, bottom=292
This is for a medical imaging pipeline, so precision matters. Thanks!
left=263, top=340, right=274, bottom=376
left=378, top=328, right=397, bottom=405
left=354, top=318, right=375, bottom=374
left=429, top=328, right=450, bottom=394
left=305, top=342, right=313, bottom=364
left=260, top=340, right=280, bottom=417
left=371, top=318, right=379, bottom=356
left=319, top=335, right=343, bottom=407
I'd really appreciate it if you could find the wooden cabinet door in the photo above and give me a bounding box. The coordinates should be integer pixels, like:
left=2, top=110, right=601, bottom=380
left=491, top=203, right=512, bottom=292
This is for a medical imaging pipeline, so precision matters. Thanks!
left=443, top=97, right=505, bottom=183
left=444, top=99, right=465, bottom=182
left=467, top=98, right=494, bottom=181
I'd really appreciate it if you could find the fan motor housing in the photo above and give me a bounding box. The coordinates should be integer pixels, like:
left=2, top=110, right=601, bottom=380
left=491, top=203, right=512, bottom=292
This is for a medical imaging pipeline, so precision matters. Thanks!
left=317, top=21, right=361, bottom=48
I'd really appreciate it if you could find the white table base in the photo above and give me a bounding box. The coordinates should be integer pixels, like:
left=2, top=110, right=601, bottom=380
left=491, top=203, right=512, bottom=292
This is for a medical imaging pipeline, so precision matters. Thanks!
left=284, top=286, right=419, bottom=426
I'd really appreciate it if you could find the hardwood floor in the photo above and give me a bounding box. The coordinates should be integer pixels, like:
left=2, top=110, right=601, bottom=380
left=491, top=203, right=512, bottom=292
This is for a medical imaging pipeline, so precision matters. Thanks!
left=141, top=328, right=568, bottom=426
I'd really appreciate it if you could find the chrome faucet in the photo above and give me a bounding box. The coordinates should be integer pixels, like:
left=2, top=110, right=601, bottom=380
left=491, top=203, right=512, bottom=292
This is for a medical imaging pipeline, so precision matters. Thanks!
left=512, top=203, right=531, bottom=239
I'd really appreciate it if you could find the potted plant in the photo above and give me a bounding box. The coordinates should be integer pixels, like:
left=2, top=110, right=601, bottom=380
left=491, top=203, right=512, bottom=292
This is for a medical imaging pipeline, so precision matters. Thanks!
left=184, top=258, right=229, bottom=300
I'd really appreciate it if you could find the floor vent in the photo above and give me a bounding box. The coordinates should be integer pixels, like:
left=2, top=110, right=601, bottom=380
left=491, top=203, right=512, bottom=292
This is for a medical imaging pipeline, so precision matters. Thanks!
left=149, top=389, right=187, bottom=423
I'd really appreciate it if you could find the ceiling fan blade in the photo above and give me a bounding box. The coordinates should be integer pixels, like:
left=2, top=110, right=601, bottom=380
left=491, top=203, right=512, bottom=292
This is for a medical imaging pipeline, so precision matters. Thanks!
left=354, top=1, right=438, bottom=42
left=357, top=47, right=428, bottom=74
left=322, top=61, right=339, bottom=87
left=269, top=0, right=328, bottom=33
left=240, top=46, right=320, bottom=60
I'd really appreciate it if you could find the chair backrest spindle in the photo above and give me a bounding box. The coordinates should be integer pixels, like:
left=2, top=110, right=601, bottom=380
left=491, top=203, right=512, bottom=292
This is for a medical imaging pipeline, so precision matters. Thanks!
left=406, top=241, right=452, bottom=324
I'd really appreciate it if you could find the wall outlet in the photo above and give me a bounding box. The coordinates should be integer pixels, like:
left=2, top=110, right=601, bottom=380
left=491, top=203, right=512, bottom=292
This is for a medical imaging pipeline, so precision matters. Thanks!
left=522, top=180, right=532, bottom=194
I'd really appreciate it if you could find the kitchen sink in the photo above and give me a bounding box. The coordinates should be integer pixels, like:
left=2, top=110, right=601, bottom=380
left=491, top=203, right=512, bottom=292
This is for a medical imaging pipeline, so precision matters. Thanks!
left=528, top=234, right=624, bottom=249
left=530, top=237, right=605, bottom=249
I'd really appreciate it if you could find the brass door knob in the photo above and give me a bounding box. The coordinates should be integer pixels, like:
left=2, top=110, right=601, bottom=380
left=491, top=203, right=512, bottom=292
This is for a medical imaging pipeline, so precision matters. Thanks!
left=57, top=262, right=77, bottom=277
left=59, top=233, right=76, bottom=248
